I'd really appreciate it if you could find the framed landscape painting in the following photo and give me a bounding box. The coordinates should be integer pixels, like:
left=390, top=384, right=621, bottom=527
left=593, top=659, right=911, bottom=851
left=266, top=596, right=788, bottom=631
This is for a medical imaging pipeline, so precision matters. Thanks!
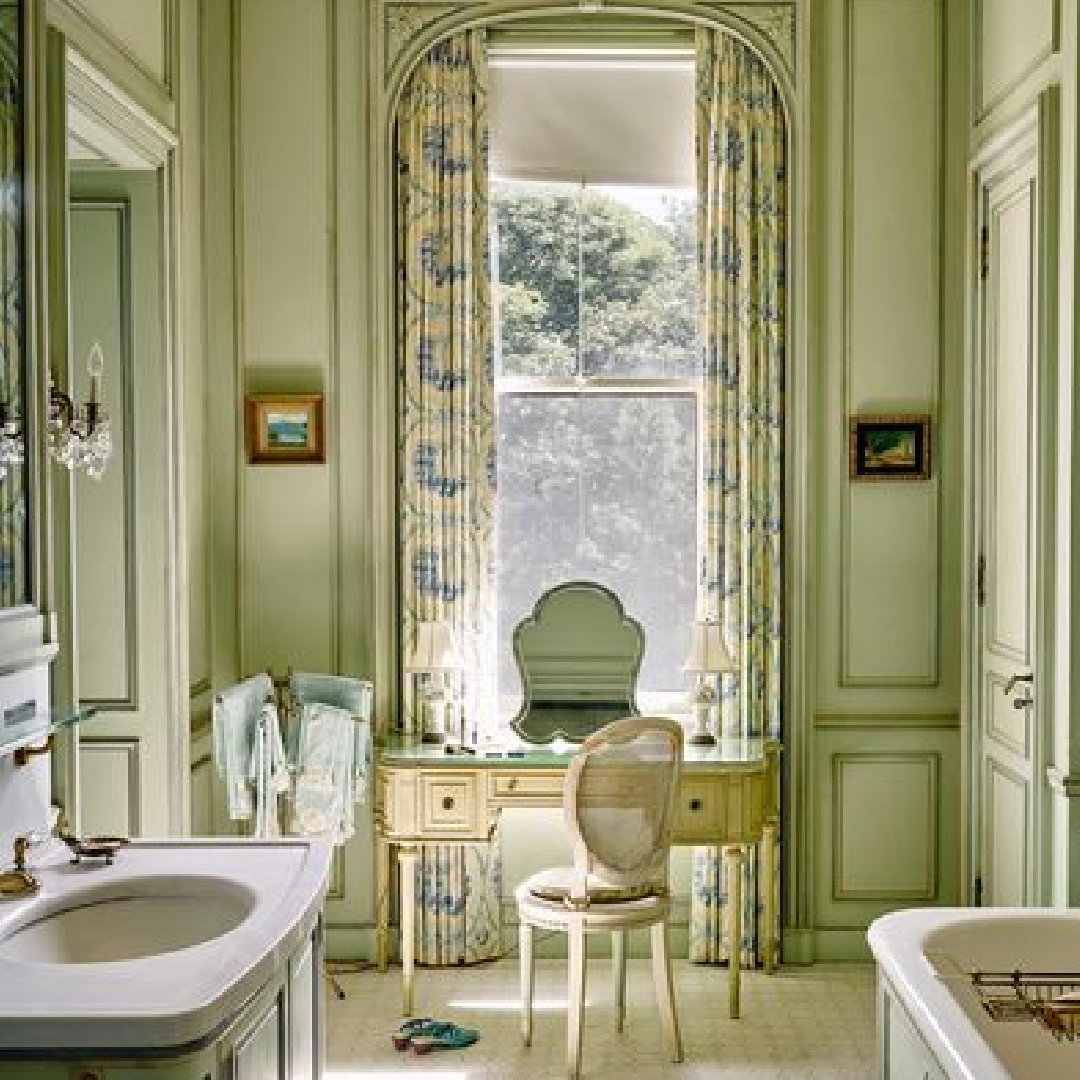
left=848, top=413, right=930, bottom=482
left=245, top=393, right=325, bottom=464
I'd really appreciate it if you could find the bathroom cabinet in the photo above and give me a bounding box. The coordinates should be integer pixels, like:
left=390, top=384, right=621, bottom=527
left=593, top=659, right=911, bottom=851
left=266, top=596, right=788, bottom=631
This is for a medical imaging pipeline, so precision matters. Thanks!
left=0, top=922, right=322, bottom=1080
left=879, top=977, right=948, bottom=1080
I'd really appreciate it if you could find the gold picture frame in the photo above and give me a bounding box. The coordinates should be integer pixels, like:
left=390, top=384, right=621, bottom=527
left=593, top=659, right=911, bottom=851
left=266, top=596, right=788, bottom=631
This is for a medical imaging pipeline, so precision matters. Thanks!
left=245, top=393, right=325, bottom=464
left=848, top=413, right=930, bottom=482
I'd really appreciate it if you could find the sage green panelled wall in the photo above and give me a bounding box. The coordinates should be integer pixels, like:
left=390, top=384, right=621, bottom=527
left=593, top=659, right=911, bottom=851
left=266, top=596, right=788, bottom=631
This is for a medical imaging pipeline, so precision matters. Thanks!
left=189, top=0, right=972, bottom=963
left=966, top=0, right=1080, bottom=904
left=808, top=0, right=967, bottom=961
left=198, top=0, right=372, bottom=950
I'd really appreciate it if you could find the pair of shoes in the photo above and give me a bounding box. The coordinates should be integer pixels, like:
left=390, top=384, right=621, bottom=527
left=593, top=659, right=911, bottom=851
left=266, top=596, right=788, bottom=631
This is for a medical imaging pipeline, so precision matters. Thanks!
left=391, top=1018, right=479, bottom=1054
left=410, top=1020, right=479, bottom=1055
left=392, top=1017, right=433, bottom=1051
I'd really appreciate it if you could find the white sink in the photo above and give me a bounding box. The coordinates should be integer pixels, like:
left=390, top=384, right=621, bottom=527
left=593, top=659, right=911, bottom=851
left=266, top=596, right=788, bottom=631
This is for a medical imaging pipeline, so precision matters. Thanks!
left=0, top=839, right=333, bottom=1052
left=0, top=876, right=255, bottom=964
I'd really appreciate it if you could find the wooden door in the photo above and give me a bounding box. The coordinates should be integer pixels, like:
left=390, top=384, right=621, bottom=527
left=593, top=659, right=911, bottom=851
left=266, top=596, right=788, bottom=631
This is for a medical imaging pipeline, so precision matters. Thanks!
left=971, top=111, right=1047, bottom=907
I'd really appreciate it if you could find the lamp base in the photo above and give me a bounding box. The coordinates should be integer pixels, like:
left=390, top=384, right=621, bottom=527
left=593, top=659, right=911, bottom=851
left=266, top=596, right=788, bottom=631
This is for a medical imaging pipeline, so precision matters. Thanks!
left=688, top=731, right=717, bottom=746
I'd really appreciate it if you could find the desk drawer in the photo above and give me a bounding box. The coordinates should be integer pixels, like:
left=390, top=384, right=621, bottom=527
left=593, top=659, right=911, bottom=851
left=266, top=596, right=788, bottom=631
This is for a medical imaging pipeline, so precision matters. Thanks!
left=420, top=772, right=482, bottom=834
left=380, top=769, right=488, bottom=839
left=672, top=773, right=768, bottom=845
left=490, top=770, right=563, bottom=804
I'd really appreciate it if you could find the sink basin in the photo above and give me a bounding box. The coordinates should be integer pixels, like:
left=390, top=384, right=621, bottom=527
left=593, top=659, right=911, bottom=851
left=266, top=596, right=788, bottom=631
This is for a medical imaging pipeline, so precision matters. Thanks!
left=0, top=875, right=255, bottom=964
left=0, top=839, right=332, bottom=1052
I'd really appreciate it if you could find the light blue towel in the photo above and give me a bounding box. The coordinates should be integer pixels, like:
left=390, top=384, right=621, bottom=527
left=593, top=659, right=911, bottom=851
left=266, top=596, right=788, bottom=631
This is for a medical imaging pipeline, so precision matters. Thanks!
left=212, top=672, right=274, bottom=821
left=289, top=673, right=373, bottom=805
left=249, top=701, right=289, bottom=838
left=291, top=702, right=356, bottom=843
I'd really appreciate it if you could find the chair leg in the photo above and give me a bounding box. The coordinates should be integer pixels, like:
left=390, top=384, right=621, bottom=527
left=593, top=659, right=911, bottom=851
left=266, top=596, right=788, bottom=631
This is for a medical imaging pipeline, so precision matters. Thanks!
left=612, top=929, right=627, bottom=1033
left=520, top=919, right=535, bottom=1047
left=650, top=921, right=683, bottom=1063
left=568, top=920, right=586, bottom=1080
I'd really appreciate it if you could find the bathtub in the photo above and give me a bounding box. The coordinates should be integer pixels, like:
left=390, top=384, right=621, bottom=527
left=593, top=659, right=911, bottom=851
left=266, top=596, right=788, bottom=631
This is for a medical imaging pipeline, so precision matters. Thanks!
left=869, top=907, right=1080, bottom=1080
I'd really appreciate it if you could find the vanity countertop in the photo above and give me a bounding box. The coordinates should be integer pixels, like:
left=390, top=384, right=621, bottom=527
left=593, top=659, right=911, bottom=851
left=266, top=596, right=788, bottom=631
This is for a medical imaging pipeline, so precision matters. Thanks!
left=0, top=837, right=332, bottom=1054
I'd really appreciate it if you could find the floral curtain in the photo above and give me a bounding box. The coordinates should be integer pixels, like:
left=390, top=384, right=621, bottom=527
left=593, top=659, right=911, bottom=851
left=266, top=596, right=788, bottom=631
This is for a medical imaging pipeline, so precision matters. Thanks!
left=0, top=10, right=24, bottom=610
left=690, top=28, right=785, bottom=966
left=395, top=30, right=502, bottom=965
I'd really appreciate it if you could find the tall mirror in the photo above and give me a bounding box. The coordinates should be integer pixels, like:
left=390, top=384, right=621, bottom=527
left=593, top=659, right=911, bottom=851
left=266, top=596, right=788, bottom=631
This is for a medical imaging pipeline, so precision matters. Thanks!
left=0, top=0, right=28, bottom=609
left=510, top=580, right=643, bottom=743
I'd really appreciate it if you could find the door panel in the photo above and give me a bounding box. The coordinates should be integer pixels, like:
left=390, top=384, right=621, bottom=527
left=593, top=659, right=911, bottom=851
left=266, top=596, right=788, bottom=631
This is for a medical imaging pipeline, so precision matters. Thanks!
left=70, top=177, right=172, bottom=837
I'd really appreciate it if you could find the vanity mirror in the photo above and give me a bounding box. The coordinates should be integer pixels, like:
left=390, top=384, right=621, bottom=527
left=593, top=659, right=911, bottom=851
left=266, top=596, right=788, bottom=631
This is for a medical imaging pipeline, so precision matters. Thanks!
left=510, top=580, right=643, bottom=743
left=0, top=0, right=29, bottom=610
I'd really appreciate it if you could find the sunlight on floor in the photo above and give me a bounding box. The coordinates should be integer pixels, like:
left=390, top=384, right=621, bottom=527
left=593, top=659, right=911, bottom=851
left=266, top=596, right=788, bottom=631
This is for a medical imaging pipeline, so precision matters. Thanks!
left=445, top=996, right=565, bottom=1012
left=326, top=1071, right=467, bottom=1080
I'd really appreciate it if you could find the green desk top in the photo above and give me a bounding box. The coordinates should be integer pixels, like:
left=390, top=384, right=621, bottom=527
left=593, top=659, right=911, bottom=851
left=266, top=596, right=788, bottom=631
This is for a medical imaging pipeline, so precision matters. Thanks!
left=379, top=733, right=776, bottom=769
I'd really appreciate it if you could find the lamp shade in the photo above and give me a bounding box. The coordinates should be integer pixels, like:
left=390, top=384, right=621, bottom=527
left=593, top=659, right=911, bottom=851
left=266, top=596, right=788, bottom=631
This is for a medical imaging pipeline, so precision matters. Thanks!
left=406, top=620, right=463, bottom=671
left=683, top=620, right=736, bottom=674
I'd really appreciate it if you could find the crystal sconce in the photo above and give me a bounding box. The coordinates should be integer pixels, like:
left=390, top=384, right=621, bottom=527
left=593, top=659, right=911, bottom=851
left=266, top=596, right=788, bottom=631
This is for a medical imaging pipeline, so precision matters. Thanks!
left=48, top=343, right=112, bottom=479
left=0, top=342, right=113, bottom=482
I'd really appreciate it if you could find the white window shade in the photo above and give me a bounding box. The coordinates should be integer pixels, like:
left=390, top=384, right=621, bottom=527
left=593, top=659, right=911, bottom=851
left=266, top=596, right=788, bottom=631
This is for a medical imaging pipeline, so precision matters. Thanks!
left=490, top=55, right=694, bottom=186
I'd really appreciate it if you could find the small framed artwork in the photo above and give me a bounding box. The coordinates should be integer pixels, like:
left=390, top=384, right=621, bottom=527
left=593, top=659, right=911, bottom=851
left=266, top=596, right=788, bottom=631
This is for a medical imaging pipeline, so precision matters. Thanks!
left=245, top=393, right=325, bottom=464
left=848, top=413, right=931, bottom=482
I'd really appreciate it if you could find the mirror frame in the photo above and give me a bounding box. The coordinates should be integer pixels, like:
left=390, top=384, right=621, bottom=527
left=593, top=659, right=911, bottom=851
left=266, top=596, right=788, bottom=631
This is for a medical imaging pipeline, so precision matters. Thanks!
left=510, top=579, right=643, bottom=744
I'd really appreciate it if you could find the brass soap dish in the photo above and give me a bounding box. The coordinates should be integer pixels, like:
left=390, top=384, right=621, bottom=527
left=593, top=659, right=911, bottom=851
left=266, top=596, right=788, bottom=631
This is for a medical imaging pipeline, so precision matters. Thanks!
left=0, top=835, right=41, bottom=898
left=61, top=833, right=129, bottom=866
left=0, top=868, right=39, bottom=898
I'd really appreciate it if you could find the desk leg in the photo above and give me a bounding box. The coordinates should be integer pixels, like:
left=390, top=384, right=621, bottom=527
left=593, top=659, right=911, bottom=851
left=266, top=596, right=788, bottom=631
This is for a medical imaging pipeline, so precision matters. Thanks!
left=762, top=820, right=778, bottom=974
left=375, top=838, right=391, bottom=973
left=725, top=845, right=744, bottom=1019
left=399, top=845, right=419, bottom=1016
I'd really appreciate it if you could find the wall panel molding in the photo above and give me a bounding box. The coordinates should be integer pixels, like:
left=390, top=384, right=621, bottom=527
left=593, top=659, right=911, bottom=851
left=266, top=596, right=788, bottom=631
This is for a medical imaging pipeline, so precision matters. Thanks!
left=832, top=752, right=939, bottom=901
left=79, top=736, right=141, bottom=837
left=71, top=198, right=139, bottom=711
left=838, top=0, right=943, bottom=688
left=815, top=710, right=959, bottom=730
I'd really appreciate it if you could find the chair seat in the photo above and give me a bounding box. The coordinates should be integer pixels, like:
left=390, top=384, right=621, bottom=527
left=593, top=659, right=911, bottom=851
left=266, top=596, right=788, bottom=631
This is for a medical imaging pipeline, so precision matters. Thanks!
left=516, top=868, right=670, bottom=934
left=524, top=866, right=663, bottom=904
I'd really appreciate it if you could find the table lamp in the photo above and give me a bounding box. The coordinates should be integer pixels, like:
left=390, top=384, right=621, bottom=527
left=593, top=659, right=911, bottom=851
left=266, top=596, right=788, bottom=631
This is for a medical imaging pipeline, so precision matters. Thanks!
left=683, top=619, right=736, bottom=746
left=406, top=620, right=463, bottom=743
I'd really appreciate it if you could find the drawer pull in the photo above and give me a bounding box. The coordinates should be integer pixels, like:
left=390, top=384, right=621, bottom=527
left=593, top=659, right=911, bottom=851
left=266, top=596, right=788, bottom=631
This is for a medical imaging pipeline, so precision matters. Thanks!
left=442, top=796, right=455, bottom=811
left=507, top=778, right=518, bottom=791
left=689, top=798, right=703, bottom=812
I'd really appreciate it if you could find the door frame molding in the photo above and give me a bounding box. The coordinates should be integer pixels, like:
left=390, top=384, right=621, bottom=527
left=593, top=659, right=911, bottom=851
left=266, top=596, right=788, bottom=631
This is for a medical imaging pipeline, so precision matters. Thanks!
left=44, top=16, right=187, bottom=835
left=962, top=88, right=1059, bottom=906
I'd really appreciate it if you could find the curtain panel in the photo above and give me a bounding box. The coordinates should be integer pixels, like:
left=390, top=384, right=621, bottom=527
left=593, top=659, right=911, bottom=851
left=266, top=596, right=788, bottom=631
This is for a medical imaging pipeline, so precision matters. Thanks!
left=395, top=30, right=502, bottom=965
left=690, top=28, right=786, bottom=966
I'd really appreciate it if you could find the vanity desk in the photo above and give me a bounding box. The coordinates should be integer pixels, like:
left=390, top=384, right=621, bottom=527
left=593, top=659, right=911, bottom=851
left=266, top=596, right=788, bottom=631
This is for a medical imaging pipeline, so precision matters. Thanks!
left=374, top=734, right=781, bottom=1019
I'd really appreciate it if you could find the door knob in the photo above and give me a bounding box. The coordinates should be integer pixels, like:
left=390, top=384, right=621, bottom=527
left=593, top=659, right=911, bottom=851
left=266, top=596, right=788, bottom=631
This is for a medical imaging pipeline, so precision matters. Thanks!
left=1003, top=672, right=1033, bottom=709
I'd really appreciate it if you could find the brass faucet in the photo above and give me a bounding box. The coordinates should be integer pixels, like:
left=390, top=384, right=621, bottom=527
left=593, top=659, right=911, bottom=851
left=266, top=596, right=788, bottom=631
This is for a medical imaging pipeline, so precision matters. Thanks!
left=0, top=835, right=40, bottom=898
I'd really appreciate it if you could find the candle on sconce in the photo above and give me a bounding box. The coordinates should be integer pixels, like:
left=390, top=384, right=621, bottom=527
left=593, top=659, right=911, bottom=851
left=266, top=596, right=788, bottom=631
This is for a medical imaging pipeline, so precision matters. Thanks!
left=87, top=342, right=104, bottom=405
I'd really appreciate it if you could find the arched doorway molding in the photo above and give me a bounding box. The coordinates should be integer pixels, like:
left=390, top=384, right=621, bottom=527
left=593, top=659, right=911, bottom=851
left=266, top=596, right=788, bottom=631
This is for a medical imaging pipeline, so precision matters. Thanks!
left=367, top=0, right=813, bottom=956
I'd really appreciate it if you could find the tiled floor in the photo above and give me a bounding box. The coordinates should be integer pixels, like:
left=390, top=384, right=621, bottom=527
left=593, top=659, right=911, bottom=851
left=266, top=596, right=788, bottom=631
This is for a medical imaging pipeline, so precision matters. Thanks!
left=325, top=959, right=877, bottom=1079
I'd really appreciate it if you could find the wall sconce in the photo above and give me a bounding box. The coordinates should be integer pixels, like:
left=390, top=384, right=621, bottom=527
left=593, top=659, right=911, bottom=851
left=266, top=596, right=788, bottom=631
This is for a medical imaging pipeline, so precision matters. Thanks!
left=0, top=342, right=112, bottom=481
left=405, top=620, right=463, bottom=743
left=48, top=343, right=112, bottom=479
left=683, top=619, right=736, bottom=746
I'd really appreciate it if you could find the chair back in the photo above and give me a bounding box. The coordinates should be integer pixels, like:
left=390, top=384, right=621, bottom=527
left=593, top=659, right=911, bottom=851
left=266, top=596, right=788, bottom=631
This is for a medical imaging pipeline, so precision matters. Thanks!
left=564, top=716, right=683, bottom=893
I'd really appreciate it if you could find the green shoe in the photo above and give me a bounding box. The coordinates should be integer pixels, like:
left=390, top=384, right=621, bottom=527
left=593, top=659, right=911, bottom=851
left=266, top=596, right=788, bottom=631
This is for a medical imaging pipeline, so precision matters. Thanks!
left=392, top=1017, right=434, bottom=1051
left=410, top=1021, right=479, bottom=1054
